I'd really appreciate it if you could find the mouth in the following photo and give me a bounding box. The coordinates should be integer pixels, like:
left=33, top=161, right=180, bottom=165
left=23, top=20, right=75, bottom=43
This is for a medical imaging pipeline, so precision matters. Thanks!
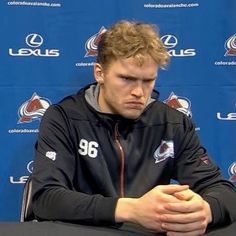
left=125, top=101, right=144, bottom=110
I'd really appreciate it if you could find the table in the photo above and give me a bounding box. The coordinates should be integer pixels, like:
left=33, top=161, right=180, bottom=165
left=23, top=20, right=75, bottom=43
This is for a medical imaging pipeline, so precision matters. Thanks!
left=0, top=221, right=236, bottom=236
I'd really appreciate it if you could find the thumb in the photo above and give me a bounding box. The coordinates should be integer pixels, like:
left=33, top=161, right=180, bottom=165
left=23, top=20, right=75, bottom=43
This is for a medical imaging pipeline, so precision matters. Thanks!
left=174, top=189, right=194, bottom=201
left=156, top=184, right=189, bottom=195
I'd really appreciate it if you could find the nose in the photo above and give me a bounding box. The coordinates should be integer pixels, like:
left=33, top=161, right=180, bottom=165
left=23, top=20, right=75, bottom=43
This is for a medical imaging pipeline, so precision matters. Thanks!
left=131, top=81, right=144, bottom=98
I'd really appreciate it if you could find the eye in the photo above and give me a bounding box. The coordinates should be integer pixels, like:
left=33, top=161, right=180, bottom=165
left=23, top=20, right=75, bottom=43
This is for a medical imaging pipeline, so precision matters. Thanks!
left=120, top=76, right=133, bottom=82
left=144, top=79, right=155, bottom=84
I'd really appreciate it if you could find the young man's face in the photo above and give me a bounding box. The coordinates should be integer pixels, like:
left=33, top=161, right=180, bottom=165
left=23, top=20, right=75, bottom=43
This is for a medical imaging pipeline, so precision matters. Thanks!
left=94, top=56, right=158, bottom=119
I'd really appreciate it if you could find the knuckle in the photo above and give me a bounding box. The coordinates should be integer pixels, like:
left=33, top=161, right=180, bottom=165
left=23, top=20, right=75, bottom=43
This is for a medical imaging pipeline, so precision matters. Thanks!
left=199, top=221, right=208, bottom=231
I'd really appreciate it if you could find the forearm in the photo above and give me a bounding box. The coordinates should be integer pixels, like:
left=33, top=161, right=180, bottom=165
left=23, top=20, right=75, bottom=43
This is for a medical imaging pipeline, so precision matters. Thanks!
left=32, top=188, right=118, bottom=225
left=202, top=183, right=236, bottom=227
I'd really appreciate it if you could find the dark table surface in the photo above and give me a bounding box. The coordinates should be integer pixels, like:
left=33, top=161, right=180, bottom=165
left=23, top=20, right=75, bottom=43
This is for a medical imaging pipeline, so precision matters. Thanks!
left=0, top=221, right=236, bottom=236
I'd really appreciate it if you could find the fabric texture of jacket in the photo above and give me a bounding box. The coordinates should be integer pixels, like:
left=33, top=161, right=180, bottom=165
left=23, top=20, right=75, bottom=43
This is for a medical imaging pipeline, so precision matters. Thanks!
left=31, top=83, right=236, bottom=227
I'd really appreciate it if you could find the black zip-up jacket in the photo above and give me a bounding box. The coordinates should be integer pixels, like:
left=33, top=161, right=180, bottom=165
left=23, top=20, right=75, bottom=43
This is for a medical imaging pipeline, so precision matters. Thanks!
left=31, top=83, right=236, bottom=228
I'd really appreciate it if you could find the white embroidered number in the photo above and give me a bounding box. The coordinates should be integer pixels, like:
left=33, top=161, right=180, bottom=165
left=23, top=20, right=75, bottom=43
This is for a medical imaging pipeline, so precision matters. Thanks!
left=78, top=139, right=98, bottom=158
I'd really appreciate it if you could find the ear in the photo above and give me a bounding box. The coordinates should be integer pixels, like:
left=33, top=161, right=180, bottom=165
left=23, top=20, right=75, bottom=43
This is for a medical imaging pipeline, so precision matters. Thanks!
left=94, top=63, right=104, bottom=84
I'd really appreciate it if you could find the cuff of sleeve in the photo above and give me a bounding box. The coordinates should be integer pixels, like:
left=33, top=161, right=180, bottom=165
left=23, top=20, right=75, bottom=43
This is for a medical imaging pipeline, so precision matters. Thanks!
left=93, top=196, right=119, bottom=226
left=203, top=195, right=223, bottom=228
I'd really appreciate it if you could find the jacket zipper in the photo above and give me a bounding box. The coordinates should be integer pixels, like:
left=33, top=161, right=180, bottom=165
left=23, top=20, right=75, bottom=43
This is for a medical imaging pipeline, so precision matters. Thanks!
left=114, top=123, right=125, bottom=197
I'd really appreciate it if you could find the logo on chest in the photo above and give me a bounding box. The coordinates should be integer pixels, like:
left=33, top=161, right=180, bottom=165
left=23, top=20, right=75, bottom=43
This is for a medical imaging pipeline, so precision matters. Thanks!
left=154, top=140, right=174, bottom=164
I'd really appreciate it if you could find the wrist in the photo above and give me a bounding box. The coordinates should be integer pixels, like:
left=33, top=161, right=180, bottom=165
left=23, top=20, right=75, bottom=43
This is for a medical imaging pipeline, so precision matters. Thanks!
left=204, top=200, right=213, bottom=224
left=115, top=198, right=138, bottom=223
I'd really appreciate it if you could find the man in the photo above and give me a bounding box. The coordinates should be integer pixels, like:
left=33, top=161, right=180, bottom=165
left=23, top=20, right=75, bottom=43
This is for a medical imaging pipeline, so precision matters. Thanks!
left=31, top=20, right=236, bottom=235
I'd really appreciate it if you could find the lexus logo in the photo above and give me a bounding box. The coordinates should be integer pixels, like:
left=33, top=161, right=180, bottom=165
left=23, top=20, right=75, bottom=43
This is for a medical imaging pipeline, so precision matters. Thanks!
left=27, top=161, right=34, bottom=173
left=26, top=33, right=43, bottom=48
left=161, top=35, right=178, bottom=48
left=9, top=33, right=60, bottom=57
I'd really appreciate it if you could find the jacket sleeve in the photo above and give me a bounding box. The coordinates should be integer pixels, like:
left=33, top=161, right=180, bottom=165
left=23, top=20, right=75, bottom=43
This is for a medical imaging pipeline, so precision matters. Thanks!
left=31, top=105, right=118, bottom=225
left=173, top=115, right=236, bottom=228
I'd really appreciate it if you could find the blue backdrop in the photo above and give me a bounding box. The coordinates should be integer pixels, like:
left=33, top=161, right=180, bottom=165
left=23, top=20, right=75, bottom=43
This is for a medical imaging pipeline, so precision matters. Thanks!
left=0, top=0, right=235, bottom=221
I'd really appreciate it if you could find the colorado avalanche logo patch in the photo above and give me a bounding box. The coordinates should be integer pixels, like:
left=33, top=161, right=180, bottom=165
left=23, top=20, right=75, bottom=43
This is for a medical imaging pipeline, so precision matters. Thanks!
left=18, top=92, right=51, bottom=124
left=224, top=34, right=236, bottom=56
left=154, top=140, right=174, bottom=164
left=164, top=92, right=192, bottom=118
left=85, top=26, right=107, bottom=57
left=228, top=162, right=236, bottom=182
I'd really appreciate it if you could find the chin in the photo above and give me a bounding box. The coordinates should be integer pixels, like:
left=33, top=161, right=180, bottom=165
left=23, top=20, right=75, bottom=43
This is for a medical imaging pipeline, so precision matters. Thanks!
left=122, top=111, right=142, bottom=120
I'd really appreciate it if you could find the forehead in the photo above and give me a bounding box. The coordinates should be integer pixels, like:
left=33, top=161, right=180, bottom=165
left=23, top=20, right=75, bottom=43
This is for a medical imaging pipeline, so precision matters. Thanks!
left=107, top=56, right=158, bottom=78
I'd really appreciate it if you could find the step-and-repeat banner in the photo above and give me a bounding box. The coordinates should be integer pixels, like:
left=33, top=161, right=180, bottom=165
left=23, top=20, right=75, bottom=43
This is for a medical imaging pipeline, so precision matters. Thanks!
left=0, top=0, right=235, bottom=221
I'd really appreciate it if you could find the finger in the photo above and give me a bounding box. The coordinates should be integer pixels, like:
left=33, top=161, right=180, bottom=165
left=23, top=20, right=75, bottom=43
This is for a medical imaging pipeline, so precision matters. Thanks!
left=161, top=221, right=207, bottom=234
left=165, top=202, right=196, bottom=213
left=157, top=192, right=183, bottom=203
left=161, top=212, right=204, bottom=224
left=174, top=189, right=194, bottom=201
left=165, top=194, right=204, bottom=213
left=156, top=184, right=189, bottom=195
left=153, top=191, right=187, bottom=206
left=166, top=229, right=206, bottom=236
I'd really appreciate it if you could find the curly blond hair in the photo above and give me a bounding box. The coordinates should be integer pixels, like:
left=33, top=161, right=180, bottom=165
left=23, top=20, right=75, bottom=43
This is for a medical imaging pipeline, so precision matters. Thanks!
left=97, top=20, right=169, bottom=70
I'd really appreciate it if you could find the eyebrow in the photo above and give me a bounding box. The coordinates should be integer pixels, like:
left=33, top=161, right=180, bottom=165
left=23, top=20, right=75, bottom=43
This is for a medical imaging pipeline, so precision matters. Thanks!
left=117, top=73, right=157, bottom=81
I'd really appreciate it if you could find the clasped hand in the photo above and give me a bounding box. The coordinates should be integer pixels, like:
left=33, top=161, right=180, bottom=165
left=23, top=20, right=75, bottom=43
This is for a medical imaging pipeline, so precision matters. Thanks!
left=116, top=185, right=212, bottom=236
